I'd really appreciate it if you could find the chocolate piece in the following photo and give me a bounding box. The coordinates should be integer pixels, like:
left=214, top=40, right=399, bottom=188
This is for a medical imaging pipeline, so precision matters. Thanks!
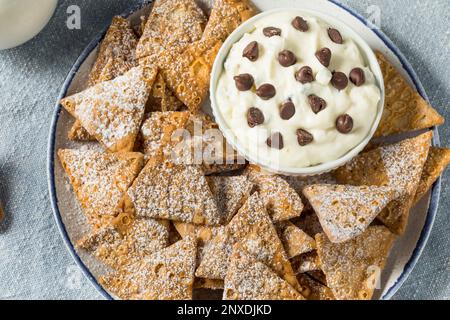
left=267, top=132, right=284, bottom=149
left=349, top=68, right=366, bottom=86
left=256, top=84, right=276, bottom=100
left=280, top=101, right=296, bottom=120
left=278, top=50, right=297, bottom=67
left=295, top=66, right=314, bottom=84
left=263, top=27, right=282, bottom=37
left=243, top=41, right=259, bottom=62
left=247, top=107, right=265, bottom=128
left=292, top=16, right=308, bottom=32
left=297, top=129, right=314, bottom=146
left=331, top=71, right=348, bottom=90
left=315, top=48, right=331, bottom=67
left=234, top=74, right=254, bottom=91
left=328, top=28, right=343, bottom=44
left=308, top=95, right=327, bottom=114
left=336, top=114, right=353, bottom=133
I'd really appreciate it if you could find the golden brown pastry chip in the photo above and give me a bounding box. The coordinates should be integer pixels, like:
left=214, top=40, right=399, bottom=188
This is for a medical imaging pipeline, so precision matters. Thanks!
left=173, top=222, right=223, bottom=244
left=414, top=147, right=450, bottom=204
left=245, top=165, right=304, bottom=221
left=334, top=132, right=432, bottom=234
left=100, top=236, right=197, bottom=300
left=196, top=192, right=299, bottom=292
left=303, top=184, right=398, bottom=243
left=146, top=72, right=184, bottom=113
left=207, top=175, right=253, bottom=224
left=194, top=278, right=224, bottom=290
left=316, top=226, right=395, bottom=300
left=291, top=251, right=321, bottom=274
left=223, top=245, right=305, bottom=300
left=276, top=221, right=316, bottom=258
left=202, top=0, right=256, bottom=43
left=127, top=159, right=222, bottom=226
left=77, top=214, right=170, bottom=269
left=375, top=51, right=444, bottom=137
left=136, top=0, right=206, bottom=61
left=61, top=66, right=157, bottom=152
left=296, top=273, right=335, bottom=300
left=58, top=149, right=144, bottom=227
left=161, top=38, right=222, bottom=112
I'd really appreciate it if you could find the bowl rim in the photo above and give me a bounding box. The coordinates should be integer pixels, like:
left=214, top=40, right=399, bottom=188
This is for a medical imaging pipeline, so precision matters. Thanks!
left=47, top=0, right=441, bottom=300
left=209, top=7, right=385, bottom=176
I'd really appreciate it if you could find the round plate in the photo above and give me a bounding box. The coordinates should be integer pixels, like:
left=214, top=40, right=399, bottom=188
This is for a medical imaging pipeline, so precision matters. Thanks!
left=47, top=0, right=441, bottom=300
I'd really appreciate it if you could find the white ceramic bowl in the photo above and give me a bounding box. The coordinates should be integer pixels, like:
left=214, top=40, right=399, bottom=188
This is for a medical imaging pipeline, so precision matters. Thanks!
left=210, top=8, right=385, bottom=176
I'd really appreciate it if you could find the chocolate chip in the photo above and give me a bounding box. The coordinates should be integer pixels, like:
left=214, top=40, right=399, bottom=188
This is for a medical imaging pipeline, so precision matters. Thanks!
left=280, top=101, right=296, bottom=120
left=263, top=27, right=282, bottom=37
left=336, top=114, right=353, bottom=133
left=295, top=66, right=314, bottom=84
left=278, top=50, right=297, bottom=67
left=247, top=107, right=265, bottom=127
left=349, top=68, right=365, bottom=86
left=328, top=28, right=343, bottom=44
left=256, top=84, right=276, bottom=100
left=266, top=132, right=284, bottom=149
left=308, top=95, right=327, bottom=114
left=315, top=48, right=331, bottom=67
left=243, top=41, right=259, bottom=61
left=296, top=129, right=314, bottom=146
left=234, top=74, right=254, bottom=91
left=331, top=71, right=348, bottom=90
left=292, top=16, right=308, bottom=32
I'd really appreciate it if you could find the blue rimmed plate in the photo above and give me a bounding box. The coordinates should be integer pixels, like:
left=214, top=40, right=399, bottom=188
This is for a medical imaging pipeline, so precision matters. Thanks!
left=47, top=0, right=441, bottom=300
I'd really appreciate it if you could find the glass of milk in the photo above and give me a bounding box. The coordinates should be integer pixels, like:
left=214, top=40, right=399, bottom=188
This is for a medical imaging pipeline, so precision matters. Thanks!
left=0, top=0, right=58, bottom=50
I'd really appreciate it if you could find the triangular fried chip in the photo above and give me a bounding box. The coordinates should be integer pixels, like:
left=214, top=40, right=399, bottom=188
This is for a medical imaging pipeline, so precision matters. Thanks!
left=375, top=52, right=444, bottom=137
left=77, top=213, right=170, bottom=269
left=291, top=251, right=321, bottom=274
left=276, top=221, right=316, bottom=258
left=136, top=0, right=206, bottom=62
left=146, top=72, right=184, bottom=113
left=127, top=159, right=222, bottom=226
left=334, top=132, right=432, bottom=234
left=245, top=165, right=304, bottom=221
left=223, top=245, right=304, bottom=300
left=69, top=16, right=140, bottom=142
left=207, top=175, right=253, bottom=224
left=202, top=0, right=256, bottom=43
left=316, top=226, right=395, bottom=300
left=296, top=274, right=335, bottom=300
left=303, top=184, right=398, bottom=243
left=58, top=149, right=144, bottom=227
left=196, top=192, right=299, bottom=291
left=61, top=66, right=157, bottom=152
left=194, top=278, right=224, bottom=290
left=161, top=38, right=222, bottom=112
left=414, top=147, right=450, bottom=204
left=100, top=236, right=197, bottom=300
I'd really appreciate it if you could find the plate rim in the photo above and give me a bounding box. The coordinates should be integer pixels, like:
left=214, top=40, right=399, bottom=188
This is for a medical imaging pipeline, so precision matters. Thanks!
left=47, top=0, right=442, bottom=300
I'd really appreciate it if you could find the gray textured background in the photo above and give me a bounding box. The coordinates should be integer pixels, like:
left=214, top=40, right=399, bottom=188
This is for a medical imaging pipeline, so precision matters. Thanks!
left=0, top=0, right=448, bottom=300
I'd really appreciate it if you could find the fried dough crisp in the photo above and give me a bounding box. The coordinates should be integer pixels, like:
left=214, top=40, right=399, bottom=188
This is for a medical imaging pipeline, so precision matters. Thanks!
left=303, top=184, right=398, bottom=243
left=414, top=147, right=450, bottom=204
left=245, top=165, right=304, bottom=221
left=146, top=72, right=184, bottom=113
left=69, top=16, right=139, bottom=142
left=196, top=192, right=300, bottom=292
left=316, top=226, right=395, bottom=300
left=223, top=245, right=305, bottom=300
left=58, top=149, right=144, bottom=228
left=202, top=0, right=256, bottom=43
left=127, top=159, right=222, bottom=226
left=296, top=273, right=335, bottom=300
left=61, top=66, right=157, bottom=152
left=334, top=131, right=432, bottom=234
left=136, top=0, right=207, bottom=62
left=291, top=251, right=321, bottom=274
left=100, top=236, right=197, bottom=300
left=275, top=221, right=316, bottom=259
left=194, top=278, right=224, bottom=290
left=375, top=51, right=444, bottom=137
left=77, top=213, right=170, bottom=269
